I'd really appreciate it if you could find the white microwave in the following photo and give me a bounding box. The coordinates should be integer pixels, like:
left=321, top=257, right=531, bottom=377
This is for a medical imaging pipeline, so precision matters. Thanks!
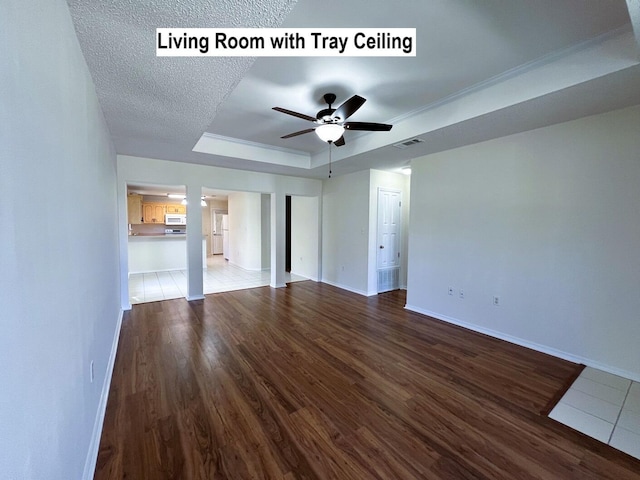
left=165, top=214, right=186, bottom=225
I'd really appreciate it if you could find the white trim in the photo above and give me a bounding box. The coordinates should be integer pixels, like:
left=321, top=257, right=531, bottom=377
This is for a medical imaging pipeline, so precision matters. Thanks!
left=129, top=267, right=186, bottom=275
left=388, top=25, right=633, bottom=126
left=193, top=132, right=310, bottom=169
left=227, top=260, right=264, bottom=272
left=82, top=309, right=124, bottom=480
left=625, top=0, right=640, bottom=51
left=404, top=305, right=640, bottom=383
left=200, top=132, right=309, bottom=157
left=187, top=295, right=205, bottom=301
left=321, top=279, right=373, bottom=297
left=290, top=272, right=319, bottom=282
left=270, top=283, right=288, bottom=288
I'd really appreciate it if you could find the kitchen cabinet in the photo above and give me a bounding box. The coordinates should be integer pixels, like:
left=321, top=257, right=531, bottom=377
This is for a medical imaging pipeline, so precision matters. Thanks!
left=142, top=203, right=166, bottom=223
left=166, top=204, right=186, bottom=214
left=127, top=193, right=143, bottom=224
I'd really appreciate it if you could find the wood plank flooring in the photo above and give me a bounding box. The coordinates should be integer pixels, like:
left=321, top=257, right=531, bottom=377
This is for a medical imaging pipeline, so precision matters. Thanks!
left=95, top=281, right=640, bottom=479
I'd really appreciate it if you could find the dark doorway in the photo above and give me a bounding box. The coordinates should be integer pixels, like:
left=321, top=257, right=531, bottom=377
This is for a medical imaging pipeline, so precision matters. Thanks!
left=285, top=195, right=291, bottom=272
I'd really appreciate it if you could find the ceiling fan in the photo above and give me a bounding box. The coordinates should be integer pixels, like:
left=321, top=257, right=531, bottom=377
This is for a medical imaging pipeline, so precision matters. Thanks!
left=273, top=93, right=393, bottom=146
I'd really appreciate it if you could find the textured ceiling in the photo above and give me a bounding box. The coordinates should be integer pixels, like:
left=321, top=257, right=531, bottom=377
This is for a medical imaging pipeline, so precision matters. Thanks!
left=66, top=0, right=640, bottom=178
left=67, top=0, right=297, bottom=146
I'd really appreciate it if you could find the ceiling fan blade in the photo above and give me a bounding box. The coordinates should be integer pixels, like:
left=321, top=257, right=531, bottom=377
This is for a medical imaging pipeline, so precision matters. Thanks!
left=334, top=135, right=346, bottom=147
left=344, top=122, right=393, bottom=131
left=281, top=128, right=315, bottom=139
left=332, top=95, right=366, bottom=121
left=272, top=107, right=316, bottom=123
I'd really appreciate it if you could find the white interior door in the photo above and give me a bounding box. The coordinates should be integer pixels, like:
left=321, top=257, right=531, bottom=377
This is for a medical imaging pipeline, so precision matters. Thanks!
left=377, top=188, right=401, bottom=293
left=211, top=210, right=225, bottom=255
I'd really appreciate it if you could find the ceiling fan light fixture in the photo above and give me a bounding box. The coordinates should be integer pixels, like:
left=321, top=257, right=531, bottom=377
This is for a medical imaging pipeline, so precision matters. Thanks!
left=315, top=124, right=344, bottom=143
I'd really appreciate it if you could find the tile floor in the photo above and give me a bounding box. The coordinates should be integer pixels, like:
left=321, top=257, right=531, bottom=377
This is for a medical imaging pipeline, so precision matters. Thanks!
left=549, top=366, right=640, bottom=460
left=129, top=255, right=307, bottom=304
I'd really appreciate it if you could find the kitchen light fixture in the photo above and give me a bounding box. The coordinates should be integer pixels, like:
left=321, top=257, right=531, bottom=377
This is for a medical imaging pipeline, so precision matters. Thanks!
left=401, top=166, right=412, bottom=175
left=167, top=193, right=185, bottom=199
left=181, top=198, right=188, bottom=205
left=200, top=197, right=207, bottom=207
left=315, top=124, right=344, bottom=143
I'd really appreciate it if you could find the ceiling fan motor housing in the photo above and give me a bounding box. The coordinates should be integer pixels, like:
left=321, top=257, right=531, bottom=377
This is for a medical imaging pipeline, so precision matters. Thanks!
left=318, top=93, right=338, bottom=122
left=317, top=107, right=337, bottom=122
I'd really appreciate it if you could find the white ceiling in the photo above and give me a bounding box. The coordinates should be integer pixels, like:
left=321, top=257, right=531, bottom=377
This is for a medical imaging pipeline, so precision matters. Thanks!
left=67, top=0, right=640, bottom=179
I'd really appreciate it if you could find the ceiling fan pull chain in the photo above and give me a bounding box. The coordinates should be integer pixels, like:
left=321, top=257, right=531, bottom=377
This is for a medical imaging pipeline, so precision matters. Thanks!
left=328, top=142, right=332, bottom=178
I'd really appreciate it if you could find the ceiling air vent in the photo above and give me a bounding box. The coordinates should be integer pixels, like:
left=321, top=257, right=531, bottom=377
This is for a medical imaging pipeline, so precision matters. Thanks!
left=393, top=138, right=424, bottom=149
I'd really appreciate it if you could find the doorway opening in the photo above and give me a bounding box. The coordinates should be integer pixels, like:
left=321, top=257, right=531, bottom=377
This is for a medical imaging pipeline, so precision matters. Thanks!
left=286, top=195, right=291, bottom=272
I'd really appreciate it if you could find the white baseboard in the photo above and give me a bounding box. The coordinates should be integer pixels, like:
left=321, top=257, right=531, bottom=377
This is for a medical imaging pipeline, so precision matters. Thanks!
left=228, top=260, right=263, bottom=272
left=404, top=304, right=640, bottom=383
left=290, top=271, right=319, bottom=282
left=128, top=267, right=183, bottom=275
left=83, top=309, right=124, bottom=480
left=321, top=279, right=369, bottom=297
left=187, top=295, right=205, bottom=301
left=270, top=283, right=287, bottom=288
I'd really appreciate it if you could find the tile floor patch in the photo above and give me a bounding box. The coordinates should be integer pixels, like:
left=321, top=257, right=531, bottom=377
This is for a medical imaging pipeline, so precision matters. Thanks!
left=624, top=385, right=640, bottom=414
left=549, top=368, right=639, bottom=461
left=549, top=402, right=614, bottom=443
left=559, top=388, right=621, bottom=423
left=571, top=377, right=628, bottom=406
left=609, top=427, right=640, bottom=459
left=617, top=410, right=640, bottom=435
left=580, top=367, right=631, bottom=392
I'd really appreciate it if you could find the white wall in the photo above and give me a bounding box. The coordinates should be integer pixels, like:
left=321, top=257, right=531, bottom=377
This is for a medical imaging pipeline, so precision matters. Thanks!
left=0, top=1, right=121, bottom=478
left=291, top=196, right=320, bottom=281
left=228, top=192, right=263, bottom=270
left=406, top=105, right=640, bottom=380
left=368, top=170, right=411, bottom=294
left=261, top=194, right=271, bottom=270
left=322, top=170, right=371, bottom=294
left=202, top=198, right=212, bottom=255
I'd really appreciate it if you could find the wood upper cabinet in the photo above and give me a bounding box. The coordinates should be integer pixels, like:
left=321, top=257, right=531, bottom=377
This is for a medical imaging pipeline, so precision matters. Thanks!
left=142, top=203, right=166, bottom=223
left=127, top=194, right=143, bottom=224
left=166, top=204, right=186, bottom=214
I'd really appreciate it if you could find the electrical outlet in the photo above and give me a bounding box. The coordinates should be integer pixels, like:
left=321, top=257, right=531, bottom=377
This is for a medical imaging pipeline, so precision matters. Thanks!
left=90, top=360, right=94, bottom=383
left=459, top=289, right=465, bottom=299
left=493, top=296, right=500, bottom=306
left=448, top=286, right=454, bottom=296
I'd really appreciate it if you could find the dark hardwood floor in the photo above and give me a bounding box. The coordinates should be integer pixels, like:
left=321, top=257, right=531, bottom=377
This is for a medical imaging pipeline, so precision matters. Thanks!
left=95, top=281, right=640, bottom=479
